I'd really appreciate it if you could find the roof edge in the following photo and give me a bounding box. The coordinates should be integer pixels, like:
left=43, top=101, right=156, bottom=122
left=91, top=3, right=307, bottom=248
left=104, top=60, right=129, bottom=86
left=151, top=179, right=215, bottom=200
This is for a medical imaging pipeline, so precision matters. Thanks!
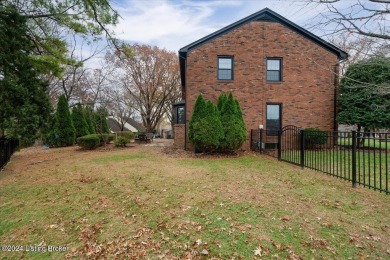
left=179, top=8, right=347, bottom=60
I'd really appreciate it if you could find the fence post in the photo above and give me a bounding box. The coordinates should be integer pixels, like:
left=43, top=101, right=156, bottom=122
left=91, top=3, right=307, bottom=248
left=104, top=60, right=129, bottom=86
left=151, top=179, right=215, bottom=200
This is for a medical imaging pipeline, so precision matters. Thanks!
left=300, top=129, right=305, bottom=169
left=352, top=130, right=357, bottom=188
left=259, top=129, right=263, bottom=153
left=277, top=130, right=281, bottom=160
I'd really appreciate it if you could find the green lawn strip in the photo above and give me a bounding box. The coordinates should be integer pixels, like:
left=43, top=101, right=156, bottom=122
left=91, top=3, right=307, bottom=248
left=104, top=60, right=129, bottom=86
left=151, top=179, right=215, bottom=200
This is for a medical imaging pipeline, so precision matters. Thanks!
left=302, top=150, right=389, bottom=191
left=0, top=176, right=132, bottom=259
left=338, top=137, right=389, bottom=150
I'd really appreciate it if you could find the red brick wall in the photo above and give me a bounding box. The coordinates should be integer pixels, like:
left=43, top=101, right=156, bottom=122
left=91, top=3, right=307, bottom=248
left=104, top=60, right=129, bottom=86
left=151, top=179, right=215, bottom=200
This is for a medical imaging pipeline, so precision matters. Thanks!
left=184, top=21, right=339, bottom=150
left=174, top=124, right=185, bottom=149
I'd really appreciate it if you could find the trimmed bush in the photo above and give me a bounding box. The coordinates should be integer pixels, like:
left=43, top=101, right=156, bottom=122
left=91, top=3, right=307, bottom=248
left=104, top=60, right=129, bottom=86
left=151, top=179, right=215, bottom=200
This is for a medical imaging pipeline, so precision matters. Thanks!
left=190, top=100, right=224, bottom=152
left=189, top=93, right=247, bottom=153
left=218, top=93, right=247, bottom=152
left=217, top=92, right=228, bottom=111
left=99, top=133, right=115, bottom=144
left=304, top=128, right=328, bottom=148
left=189, top=94, right=207, bottom=146
left=115, top=136, right=129, bottom=147
left=77, top=134, right=101, bottom=150
left=107, top=134, right=115, bottom=143
left=116, top=131, right=134, bottom=140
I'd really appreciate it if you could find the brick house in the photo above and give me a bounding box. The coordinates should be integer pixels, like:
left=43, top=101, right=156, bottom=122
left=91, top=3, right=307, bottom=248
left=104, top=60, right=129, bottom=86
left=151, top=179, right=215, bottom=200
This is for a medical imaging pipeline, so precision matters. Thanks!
left=173, top=8, right=347, bottom=150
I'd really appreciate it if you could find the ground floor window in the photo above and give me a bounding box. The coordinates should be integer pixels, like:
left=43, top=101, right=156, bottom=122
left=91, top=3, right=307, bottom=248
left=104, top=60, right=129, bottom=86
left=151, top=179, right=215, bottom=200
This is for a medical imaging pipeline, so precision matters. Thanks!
left=266, top=103, right=282, bottom=135
left=176, top=106, right=185, bottom=124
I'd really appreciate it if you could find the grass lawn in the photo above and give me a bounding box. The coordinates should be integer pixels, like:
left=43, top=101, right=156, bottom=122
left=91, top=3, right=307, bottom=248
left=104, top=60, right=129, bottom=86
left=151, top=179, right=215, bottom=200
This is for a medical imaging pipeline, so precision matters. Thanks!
left=338, top=137, right=389, bottom=150
left=1, top=144, right=389, bottom=259
left=281, top=147, right=389, bottom=193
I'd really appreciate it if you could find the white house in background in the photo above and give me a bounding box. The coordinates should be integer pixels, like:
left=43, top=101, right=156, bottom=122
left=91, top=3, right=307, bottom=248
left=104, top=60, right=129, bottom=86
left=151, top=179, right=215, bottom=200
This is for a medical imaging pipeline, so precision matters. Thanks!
left=106, top=116, right=146, bottom=133
left=158, top=121, right=173, bottom=139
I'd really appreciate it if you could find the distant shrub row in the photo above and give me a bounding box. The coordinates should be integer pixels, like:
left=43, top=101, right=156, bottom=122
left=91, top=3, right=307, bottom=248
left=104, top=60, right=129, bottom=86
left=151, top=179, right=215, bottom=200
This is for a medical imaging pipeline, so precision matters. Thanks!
left=44, top=95, right=110, bottom=147
left=77, top=131, right=134, bottom=150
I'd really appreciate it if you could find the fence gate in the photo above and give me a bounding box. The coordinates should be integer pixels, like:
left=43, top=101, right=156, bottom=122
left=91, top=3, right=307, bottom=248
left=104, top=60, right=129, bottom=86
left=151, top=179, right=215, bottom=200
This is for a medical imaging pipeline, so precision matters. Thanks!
left=279, top=125, right=303, bottom=167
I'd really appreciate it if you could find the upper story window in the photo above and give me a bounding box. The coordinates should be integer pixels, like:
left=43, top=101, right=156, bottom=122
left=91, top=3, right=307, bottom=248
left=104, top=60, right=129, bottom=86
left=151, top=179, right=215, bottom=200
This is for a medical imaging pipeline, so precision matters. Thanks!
left=266, top=58, right=282, bottom=82
left=218, top=56, right=233, bottom=80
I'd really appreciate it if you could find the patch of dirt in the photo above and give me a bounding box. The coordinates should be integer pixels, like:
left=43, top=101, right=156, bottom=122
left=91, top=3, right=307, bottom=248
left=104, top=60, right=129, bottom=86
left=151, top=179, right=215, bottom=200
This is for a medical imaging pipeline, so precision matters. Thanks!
left=160, top=146, right=194, bottom=158
left=88, top=143, right=137, bottom=152
left=161, top=145, right=254, bottom=159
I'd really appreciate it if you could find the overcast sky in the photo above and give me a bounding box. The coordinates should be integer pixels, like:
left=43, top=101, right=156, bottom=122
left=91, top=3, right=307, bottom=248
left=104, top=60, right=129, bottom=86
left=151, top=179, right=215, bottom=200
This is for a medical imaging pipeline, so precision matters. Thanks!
left=109, top=0, right=356, bottom=52
left=82, top=0, right=382, bottom=67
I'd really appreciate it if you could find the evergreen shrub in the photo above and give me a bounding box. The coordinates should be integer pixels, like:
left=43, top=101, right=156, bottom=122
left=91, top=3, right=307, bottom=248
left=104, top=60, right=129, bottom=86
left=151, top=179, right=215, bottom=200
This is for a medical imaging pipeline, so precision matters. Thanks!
left=114, top=136, right=129, bottom=147
left=116, top=131, right=134, bottom=141
left=189, top=98, right=223, bottom=152
left=72, top=103, right=90, bottom=138
left=56, top=95, right=75, bottom=146
left=304, top=128, right=328, bottom=148
left=219, top=93, right=247, bottom=151
left=77, top=134, right=101, bottom=149
left=189, top=93, right=247, bottom=153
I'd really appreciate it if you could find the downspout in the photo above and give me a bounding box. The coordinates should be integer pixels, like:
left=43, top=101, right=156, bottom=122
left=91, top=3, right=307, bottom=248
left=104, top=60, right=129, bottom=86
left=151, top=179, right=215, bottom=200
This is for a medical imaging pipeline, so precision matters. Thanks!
left=179, top=51, right=188, bottom=150
left=184, top=97, right=187, bottom=150
left=333, top=62, right=339, bottom=133
left=333, top=58, right=347, bottom=132
left=184, top=57, right=187, bottom=150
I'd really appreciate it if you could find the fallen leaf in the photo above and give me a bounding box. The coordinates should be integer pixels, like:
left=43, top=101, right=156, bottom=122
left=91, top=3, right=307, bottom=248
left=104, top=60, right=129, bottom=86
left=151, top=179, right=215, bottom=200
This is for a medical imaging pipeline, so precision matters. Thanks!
left=272, top=241, right=282, bottom=250
left=254, top=246, right=262, bottom=256
left=200, top=249, right=208, bottom=255
left=49, top=224, right=58, bottom=229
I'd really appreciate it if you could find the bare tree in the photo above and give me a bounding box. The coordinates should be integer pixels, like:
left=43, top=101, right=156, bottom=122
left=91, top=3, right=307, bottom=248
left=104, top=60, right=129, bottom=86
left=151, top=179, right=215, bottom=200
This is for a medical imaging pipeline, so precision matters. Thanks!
left=109, top=44, right=181, bottom=132
left=47, top=35, right=107, bottom=105
left=305, top=0, right=389, bottom=40
left=329, top=34, right=388, bottom=75
left=80, top=61, right=117, bottom=107
left=105, top=88, right=137, bottom=131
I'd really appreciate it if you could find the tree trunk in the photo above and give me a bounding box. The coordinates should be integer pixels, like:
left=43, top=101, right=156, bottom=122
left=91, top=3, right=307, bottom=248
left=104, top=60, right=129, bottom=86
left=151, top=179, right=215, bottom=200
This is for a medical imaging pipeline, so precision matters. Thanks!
left=357, top=125, right=363, bottom=148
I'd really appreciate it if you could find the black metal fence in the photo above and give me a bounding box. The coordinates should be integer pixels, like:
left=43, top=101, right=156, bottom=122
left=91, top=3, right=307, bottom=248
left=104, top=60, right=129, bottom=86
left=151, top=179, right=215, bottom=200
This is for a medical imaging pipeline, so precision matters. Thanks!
left=0, top=138, right=19, bottom=170
left=250, top=127, right=389, bottom=194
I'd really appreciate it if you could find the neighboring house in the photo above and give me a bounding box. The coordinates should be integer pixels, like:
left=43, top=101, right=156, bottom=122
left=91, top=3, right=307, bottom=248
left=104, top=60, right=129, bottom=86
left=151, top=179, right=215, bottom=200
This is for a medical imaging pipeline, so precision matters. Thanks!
left=173, top=8, right=347, bottom=150
left=155, top=119, right=173, bottom=138
left=106, top=116, right=146, bottom=133
left=158, top=121, right=173, bottom=139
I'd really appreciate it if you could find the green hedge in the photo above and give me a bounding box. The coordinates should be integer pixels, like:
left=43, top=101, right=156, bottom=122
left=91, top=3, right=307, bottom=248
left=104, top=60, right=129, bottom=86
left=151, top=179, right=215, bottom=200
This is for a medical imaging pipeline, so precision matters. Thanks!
left=115, top=136, right=129, bottom=147
left=77, top=134, right=101, bottom=150
left=99, top=133, right=115, bottom=144
left=116, top=131, right=134, bottom=140
left=304, top=128, right=328, bottom=148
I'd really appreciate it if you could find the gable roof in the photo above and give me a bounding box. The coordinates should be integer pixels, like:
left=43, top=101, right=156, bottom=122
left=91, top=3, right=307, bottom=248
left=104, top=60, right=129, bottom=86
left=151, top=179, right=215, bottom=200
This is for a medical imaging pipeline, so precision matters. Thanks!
left=106, top=117, right=146, bottom=133
left=126, top=118, right=146, bottom=132
left=179, top=8, right=348, bottom=87
left=107, top=117, right=128, bottom=132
